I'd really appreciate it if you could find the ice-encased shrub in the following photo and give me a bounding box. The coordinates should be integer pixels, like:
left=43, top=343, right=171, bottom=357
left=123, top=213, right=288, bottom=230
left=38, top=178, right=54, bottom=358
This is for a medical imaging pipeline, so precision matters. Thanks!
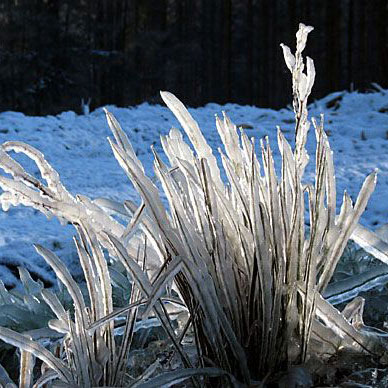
left=0, top=225, right=221, bottom=387
left=0, top=23, right=387, bottom=386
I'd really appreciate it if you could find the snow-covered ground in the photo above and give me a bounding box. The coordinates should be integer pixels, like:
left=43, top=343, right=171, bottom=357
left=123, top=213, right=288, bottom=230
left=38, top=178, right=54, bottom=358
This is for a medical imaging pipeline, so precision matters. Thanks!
left=0, top=89, right=387, bottom=289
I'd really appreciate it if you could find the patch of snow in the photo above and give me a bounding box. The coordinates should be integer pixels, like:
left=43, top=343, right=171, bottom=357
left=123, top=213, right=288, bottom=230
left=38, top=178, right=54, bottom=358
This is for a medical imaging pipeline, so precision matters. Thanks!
left=0, top=89, right=387, bottom=288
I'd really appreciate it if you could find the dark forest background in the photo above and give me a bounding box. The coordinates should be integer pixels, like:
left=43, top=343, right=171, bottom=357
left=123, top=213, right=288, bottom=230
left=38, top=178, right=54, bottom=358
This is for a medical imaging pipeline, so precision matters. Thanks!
left=0, top=0, right=387, bottom=115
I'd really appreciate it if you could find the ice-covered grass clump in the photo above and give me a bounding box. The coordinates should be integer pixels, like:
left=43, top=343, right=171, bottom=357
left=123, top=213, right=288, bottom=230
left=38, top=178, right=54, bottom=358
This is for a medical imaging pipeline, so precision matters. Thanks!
left=0, top=23, right=388, bottom=387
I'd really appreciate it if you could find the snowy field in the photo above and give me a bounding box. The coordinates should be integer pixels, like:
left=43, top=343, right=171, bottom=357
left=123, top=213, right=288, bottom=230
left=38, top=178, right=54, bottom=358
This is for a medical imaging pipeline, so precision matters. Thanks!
left=0, top=88, right=388, bottom=289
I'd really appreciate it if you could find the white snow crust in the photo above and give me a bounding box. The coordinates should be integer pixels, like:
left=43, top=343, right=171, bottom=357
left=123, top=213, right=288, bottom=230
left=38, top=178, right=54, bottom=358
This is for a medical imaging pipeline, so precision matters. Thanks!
left=0, top=89, right=387, bottom=288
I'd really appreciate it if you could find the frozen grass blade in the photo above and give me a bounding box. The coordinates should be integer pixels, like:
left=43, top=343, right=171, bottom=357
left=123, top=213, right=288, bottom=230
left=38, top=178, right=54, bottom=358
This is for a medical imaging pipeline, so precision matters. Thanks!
left=0, top=327, right=74, bottom=383
left=104, top=233, right=194, bottom=371
left=160, top=91, right=223, bottom=191
left=143, top=258, right=183, bottom=319
left=32, top=369, right=59, bottom=388
left=318, top=170, right=377, bottom=293
left=104, top=108, right=144, bottom=173
left=1, top=141, right=70, bottom=199
left=40, top=289, right=68, bottom=323
left=351, top=224, right=388, bottom=266
left=0, top=362, right=17, bottom=388
left=19, top=347, right=35, bottom=387
left=34, top=245, right=89, bottom=326
left=133, top=367, right=240, bottom=388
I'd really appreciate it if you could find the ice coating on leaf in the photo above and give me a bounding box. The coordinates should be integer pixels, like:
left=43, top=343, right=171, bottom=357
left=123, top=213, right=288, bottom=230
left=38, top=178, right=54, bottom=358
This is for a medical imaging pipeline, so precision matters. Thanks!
left=317, top=170, right=377, bottom=294
left=104, top=108, right=144, bottom=174
left=352, top=224, right=388, bottom=266
left=18, top=266, right=43, bottom=295
left=296, top=23, right=314, bottom=54
left=298, top=73, right=308, bottom=101
left=280, top=43, right=295, bottom=72
left=0, top=326, right=74, bottom=383
left=19, top=346, right=34, bottom=388
left=0, top=362, right=16, bottom=388
left=2, top=142, right=72, bottom=201
left=160, top=91, right=224, bottom=191
left=216, top=112, right=244, bottom=177
left=108, top=137, right=176, bottom=257
left=160, top=127, right=195, bottom=167
left=306, top=57, right=316, bottom=97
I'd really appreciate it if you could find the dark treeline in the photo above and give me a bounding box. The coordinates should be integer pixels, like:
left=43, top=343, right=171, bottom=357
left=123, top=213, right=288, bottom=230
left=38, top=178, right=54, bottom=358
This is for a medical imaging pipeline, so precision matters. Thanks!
left=0, top=0, right=387, bottom=115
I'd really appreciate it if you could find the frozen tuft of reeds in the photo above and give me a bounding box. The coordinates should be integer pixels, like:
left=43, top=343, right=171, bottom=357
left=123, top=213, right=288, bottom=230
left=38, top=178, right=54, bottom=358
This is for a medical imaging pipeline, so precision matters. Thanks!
left=0, top=23, right=387, bottom=387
